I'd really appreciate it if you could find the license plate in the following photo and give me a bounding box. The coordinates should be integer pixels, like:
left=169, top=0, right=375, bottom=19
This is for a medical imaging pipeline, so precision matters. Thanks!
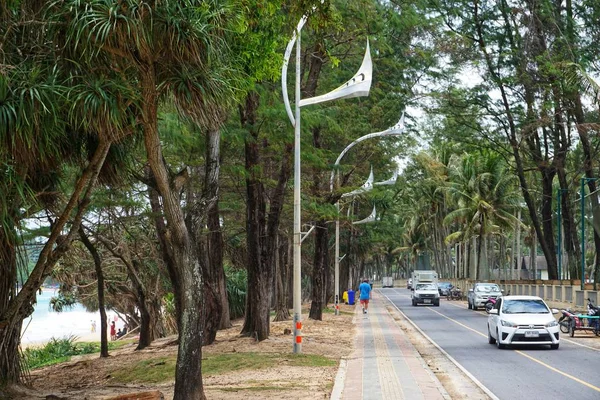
left=524, top=330, right=539, bottom=338
left=424, top=299, right=431, bottom=304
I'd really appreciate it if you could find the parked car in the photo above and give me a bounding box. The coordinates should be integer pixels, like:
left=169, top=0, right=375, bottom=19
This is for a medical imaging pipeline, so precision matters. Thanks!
left=407, top=278, right=412, bottom=289
left=438, top=282, right=453, bottom=296
left=467, top=283, right=503, bottom=310
left=487, top=295, right=560, bottom=349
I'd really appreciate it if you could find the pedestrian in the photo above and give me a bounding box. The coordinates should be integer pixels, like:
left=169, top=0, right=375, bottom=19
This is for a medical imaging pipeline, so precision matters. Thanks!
left=110, top=321, right=116, bottom=341
left=91, top=320, right=96, bottom=333
left=358, top=278, right=372, bottom=314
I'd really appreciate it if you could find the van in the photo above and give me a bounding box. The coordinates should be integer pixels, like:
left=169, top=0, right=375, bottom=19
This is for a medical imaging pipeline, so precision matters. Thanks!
left=382, top=277, right=394, bottom=288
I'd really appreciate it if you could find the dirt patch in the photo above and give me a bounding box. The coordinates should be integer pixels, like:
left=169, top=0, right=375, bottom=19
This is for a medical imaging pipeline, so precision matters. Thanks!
left=13, top=305, right=355, bottom=400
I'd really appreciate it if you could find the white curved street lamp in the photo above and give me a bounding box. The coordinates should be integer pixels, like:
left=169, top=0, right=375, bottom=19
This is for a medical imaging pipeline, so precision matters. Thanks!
left=331, top=113, right=405, bottom=315
left=282, top=12, right=372, bottom=353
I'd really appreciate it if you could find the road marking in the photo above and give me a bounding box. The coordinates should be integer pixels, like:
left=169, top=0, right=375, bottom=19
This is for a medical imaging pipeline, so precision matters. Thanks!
left=422, top=306, right=600, bottom=393
left=441, top=300, right=600, bottom=352
left=382, top=293, right=500, bottom=400
left=514, top=350, right=600, bottom=393
left=560, top=338, right=600, bottom=352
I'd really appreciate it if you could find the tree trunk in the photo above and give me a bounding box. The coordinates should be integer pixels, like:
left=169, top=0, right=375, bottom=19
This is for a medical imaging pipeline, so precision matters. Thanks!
left=0, top=140, right=110, bottom=385
left=204, top=127, right=231, bottom=330
left=79, top=228, right=109, bottom=357
left=274, top=233, right=291, bottom=321
left=240, top=91, right=271, bottom=340
left=141, top=68, right=205, bottom=399
left=309, top=221, right=328, bottom=320
left=0, top=229, right=22, bottom=385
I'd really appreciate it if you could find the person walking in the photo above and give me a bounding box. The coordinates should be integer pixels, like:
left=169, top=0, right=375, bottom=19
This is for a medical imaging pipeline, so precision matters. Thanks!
left=358, top=278, right=372, bottom=314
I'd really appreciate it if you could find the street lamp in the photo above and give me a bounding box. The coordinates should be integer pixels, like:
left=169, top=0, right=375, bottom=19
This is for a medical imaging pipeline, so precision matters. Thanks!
left=282, top=12, right=372, bottom=353
left=330, top=114, right=405, bottom=315
left=580, top=177, right=598, bottom=290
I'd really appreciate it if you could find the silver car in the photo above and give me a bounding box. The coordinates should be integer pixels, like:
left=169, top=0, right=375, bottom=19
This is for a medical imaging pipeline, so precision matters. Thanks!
left=468, top=283, right=502, bottom=310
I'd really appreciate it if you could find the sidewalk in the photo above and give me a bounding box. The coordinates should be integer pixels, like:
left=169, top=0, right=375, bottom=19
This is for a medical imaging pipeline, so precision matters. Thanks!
left=332, top=291, right=449, bottom=400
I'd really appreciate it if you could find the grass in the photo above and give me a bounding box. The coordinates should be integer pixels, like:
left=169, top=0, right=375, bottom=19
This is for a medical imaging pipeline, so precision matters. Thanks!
left=24, top=336, right=135, bottom=370
left=110, top=352, right=336, bottom=384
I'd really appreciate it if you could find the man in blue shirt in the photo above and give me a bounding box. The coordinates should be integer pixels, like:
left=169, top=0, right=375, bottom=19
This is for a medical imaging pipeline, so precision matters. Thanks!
left=358, top=278, right=372, bottom=314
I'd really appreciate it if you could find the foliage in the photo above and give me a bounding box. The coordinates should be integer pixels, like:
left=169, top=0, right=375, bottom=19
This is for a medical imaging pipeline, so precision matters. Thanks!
left=23, top=336, right=128, bottom=370
left=225, top=266, right=247, bottom=319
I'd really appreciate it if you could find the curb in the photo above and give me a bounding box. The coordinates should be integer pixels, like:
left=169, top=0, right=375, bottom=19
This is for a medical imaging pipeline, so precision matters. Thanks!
left=330, top=303, right=360, bottom=400
left=330, top=358, right=347, bottom=400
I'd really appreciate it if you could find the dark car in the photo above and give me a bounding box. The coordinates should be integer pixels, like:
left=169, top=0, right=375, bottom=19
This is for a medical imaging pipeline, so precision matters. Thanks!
left=438, top=282, right=453, bottom=296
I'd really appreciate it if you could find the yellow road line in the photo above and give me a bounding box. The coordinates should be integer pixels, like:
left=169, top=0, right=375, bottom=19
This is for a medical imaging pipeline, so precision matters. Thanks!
left=424, top=307, right=600, bottom=393
left=515, top=350, right=600, bottom=393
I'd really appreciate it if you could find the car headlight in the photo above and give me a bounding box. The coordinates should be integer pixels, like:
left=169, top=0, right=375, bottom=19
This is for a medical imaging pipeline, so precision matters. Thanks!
left=413, top=293, right=420, bottom=298
left=501, top=320, right=518, bottom=328
left=545, top=321, right=558, bottom=327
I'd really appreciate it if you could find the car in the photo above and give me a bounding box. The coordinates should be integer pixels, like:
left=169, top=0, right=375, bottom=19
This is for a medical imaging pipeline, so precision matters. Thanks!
left=467, top=282, right=503, bottom=310
left=438, top=282, right=453, bottom=296
left=487, top=295, right=560, bottom=349
left=411, top=283, right=440, bottom=306
left=407, top=278, right=412, bottom=289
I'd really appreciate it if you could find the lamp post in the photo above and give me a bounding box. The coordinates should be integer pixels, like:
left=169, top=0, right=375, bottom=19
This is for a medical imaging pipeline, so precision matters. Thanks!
left=282, top=14, right=372, bottom=353
left=556, top=188, right=568, bottom=281
left=580, top=177, right=598, bottom=290
left=329, top=114, right=405, bottom=315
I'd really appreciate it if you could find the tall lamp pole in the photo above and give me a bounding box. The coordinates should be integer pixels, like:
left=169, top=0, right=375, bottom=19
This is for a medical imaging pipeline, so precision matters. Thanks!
left=282, top=14, right=372, bottom=353
left=329, top=114, right=405, bottom=315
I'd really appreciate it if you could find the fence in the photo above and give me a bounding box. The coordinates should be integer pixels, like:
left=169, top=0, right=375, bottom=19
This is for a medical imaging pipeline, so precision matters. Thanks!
left=448, top=279, right=600, bottom=309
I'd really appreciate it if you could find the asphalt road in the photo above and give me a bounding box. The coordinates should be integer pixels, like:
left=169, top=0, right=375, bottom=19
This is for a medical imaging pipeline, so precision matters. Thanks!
left=380, top=288, right=600, bottom=400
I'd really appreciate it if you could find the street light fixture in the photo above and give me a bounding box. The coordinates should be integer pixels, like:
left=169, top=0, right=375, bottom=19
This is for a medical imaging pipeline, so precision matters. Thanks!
left=330, top=114, right=405, bottom=315
left=282, top=13, right=372, bottom=353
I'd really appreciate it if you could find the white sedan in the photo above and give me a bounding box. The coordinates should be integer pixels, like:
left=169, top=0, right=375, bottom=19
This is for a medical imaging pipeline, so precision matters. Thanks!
left=487, top=295, right=560, bottom=350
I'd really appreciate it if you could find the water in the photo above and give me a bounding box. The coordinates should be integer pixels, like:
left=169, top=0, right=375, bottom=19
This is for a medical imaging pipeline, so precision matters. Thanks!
left=20, top=289, right=106, bottom=345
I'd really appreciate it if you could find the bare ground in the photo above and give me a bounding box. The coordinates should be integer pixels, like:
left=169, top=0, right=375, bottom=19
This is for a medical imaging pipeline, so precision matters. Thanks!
left=7, top=304, right=355, bottom=400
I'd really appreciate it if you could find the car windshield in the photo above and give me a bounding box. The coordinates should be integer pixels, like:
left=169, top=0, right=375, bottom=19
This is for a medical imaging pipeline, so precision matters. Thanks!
left=475, top=285, right=500, bottom=292
left=439, top=283, right=451, bottom=288
left=502, top=299, right=549, bottom=314
left=416, top=284, right=437, bottom=290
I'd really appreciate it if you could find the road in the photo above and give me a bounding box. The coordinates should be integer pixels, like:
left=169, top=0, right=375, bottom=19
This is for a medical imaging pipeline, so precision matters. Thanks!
left=380, top=288, right=600, bottom=400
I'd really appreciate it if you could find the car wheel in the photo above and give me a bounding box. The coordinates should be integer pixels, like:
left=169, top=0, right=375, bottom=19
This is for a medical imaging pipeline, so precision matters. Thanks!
left=412, top=299, right=416, bottom=306
left=559, top=318, right=570, bottom=334
left=550, top=343, right=559, bottom=350
left=473, top=304, right=478, bottom=311
left=434, top=300, right=440, bottom=307
left=496, top=330, right=505, bottom=349
left=468, top=300, right=472, bottom=309
left=488, top=326, right=496, bottom=344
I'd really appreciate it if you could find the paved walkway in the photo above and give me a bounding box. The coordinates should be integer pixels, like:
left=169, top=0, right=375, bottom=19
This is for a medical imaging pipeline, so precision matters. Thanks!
left=332, top=291, right=449, bottom=400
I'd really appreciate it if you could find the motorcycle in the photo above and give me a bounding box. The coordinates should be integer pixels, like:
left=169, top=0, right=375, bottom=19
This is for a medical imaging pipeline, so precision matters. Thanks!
left=447, top=286, right=463, bottom=301
left=558, top=308, right=576, bottom=334
left=586, top=298, right=600, bottom=335
left=485, top=291, right=510, bottom=313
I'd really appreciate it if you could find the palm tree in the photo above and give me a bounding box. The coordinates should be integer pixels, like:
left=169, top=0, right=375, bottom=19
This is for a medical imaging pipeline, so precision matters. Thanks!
left=444, top=152, right=522, bottom=280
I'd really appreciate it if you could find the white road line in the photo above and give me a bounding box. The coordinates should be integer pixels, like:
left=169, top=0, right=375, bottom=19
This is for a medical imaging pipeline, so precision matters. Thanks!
left=381, top=292, right=500, bottom=400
